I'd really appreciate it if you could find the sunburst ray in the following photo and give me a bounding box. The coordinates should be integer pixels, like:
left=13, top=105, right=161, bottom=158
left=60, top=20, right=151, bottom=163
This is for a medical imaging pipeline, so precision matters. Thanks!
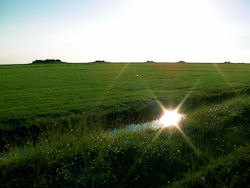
left=213, top=63, right=237, bottom=94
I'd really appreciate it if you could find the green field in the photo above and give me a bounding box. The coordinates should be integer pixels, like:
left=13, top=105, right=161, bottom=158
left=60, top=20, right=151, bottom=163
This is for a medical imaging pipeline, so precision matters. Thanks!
left=1, top=63, right=250, bottom=129
left=1, top=63, right=250, bottom=187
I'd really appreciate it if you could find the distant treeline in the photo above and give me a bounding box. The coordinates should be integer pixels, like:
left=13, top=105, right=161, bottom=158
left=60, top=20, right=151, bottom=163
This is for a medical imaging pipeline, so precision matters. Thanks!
left=32, top=59, right=63, bottom=64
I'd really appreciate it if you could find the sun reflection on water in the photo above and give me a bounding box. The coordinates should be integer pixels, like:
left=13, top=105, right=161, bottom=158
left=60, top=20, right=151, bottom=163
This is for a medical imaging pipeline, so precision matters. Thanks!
left=159, top=110, right=183, bottom=127
left=108, top=110, right=185, bottom=135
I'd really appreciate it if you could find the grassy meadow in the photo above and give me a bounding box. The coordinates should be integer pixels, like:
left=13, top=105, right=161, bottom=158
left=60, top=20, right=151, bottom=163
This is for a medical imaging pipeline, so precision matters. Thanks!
left=0, top=62, right=250, bottom=187
left=1, top=63, right=250, bottom=129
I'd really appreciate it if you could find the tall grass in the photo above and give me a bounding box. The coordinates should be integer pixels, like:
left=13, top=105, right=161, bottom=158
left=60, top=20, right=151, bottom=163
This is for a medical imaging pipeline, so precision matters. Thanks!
left=1, top=95, right=250, bottom=187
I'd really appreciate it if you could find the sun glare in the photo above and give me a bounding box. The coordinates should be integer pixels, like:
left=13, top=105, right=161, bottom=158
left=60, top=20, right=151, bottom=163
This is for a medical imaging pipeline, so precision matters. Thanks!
left=160, top=110, right=182, bottom=127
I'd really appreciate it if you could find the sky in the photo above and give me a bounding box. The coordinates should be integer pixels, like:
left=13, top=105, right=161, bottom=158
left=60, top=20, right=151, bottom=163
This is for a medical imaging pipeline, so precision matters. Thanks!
left=0, top=0, right=249, bottom=64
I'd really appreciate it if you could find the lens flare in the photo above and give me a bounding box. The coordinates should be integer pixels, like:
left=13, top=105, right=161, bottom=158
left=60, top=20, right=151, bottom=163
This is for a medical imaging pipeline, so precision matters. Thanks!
left=160, top=110, right=182, bottom=127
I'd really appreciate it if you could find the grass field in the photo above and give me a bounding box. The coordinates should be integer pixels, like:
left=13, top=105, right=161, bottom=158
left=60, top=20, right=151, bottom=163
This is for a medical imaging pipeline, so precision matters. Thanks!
left=0, top=63, right=250, bottom=187
left=1, top=63, right=250, bottom=129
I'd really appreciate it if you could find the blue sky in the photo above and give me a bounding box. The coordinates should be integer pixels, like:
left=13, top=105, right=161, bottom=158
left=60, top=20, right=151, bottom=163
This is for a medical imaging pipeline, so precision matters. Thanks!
left=0, top=0, right=249, bottom=64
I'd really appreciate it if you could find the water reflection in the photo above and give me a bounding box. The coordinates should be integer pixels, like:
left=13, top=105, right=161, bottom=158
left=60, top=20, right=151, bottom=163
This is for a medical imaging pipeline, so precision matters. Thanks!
left=160, top=110, right=184, bottom=127
left=109, top=112, right=185, bottom=135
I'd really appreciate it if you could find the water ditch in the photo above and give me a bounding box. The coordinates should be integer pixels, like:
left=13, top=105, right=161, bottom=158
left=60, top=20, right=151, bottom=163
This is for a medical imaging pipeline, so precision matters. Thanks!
left=108, top=110, right=185, bottom=135
left=0, top=111, right=186, bottom=158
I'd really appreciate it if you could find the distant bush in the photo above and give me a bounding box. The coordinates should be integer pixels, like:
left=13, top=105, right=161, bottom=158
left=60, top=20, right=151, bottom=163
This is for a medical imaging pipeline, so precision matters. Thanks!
left=177, top=61, right=186, bottom=63
left=93, top=60, right=108, bottom=63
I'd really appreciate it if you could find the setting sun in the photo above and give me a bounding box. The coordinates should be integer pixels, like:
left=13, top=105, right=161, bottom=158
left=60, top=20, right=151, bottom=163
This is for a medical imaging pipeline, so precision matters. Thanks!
left=160, top=110, right=183, bottom=127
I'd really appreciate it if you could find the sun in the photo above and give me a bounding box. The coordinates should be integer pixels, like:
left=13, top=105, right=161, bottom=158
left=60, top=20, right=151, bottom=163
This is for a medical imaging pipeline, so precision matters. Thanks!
left=160, top=110, right=182, bottom=127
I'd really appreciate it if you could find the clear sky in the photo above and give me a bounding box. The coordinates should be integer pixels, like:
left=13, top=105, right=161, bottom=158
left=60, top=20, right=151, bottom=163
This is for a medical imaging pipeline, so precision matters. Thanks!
left=0, top=0, right=249, bottom=64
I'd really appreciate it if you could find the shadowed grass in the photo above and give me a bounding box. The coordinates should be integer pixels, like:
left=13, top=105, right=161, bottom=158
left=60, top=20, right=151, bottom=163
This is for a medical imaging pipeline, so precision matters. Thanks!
left=1, top=95, right=250, bottom=187
left=168, top=145, right=250, bottom=188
